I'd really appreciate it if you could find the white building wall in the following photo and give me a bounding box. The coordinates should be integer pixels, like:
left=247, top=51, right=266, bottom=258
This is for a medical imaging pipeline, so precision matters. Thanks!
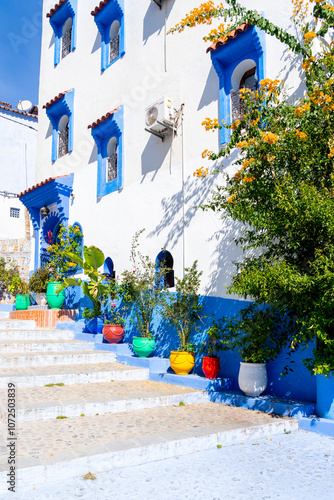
left=0, top=109, right=37, bottom=239
left=36, top=0, right=302, bottom=297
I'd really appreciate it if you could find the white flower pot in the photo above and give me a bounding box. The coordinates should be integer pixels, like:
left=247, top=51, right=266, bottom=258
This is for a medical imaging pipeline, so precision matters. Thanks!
left=238, top=362, right=268, bottom=397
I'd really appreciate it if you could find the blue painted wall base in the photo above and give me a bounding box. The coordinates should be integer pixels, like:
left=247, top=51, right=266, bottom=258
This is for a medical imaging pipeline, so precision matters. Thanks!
left=316, top=374, right=334, bottom=420
left=299, top=416, right=334, bottom=437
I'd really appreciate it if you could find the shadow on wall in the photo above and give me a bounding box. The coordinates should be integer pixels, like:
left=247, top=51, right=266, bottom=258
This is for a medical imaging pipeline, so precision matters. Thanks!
left=148, top=171, right=216, bottom=248
left=143, top=0, right=176, bottom=44
left=141, top=133, right=171, bottom=178
left=197, top=65, right=219, bottom=110
left=91, top=31, right=101, bottom=54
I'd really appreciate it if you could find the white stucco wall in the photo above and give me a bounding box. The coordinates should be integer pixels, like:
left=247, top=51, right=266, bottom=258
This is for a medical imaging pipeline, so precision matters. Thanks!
left=0, top=109, right=37, bottom=239
left=35, top=0, right=304, bottom=297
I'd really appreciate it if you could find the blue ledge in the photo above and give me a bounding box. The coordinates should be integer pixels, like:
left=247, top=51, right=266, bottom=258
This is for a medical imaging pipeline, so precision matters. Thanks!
left=0, top=304, right=15, bottom=311
left=74, top=332, right=103, bottom=342
left=150, top=372, right=234, bottom=391
left=298, top=416, right=334, bottom=437
left=209, top=391, right=315, bottom=418
left=94, top=343, right=133, bottom=356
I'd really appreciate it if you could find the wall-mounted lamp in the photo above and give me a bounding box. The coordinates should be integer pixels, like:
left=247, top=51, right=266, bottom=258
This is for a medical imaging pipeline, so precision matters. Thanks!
left=40, top=205, right=50, bottom=216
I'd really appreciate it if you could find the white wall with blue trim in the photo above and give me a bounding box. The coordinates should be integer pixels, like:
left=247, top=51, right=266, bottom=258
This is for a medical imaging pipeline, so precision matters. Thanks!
left=34, top=1, right=315, bottom=401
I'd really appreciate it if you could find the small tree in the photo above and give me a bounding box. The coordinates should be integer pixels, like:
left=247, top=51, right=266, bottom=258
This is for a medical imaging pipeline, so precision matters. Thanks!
left=160, top=261, right=203, bottom=352
left=120, top=230, right=167, bottom=338
left=171, top=1, right=334, bottom=374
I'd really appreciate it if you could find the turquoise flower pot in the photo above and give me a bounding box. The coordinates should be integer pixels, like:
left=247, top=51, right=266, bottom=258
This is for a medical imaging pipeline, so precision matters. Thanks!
left=132, top=337, right=155, bottom=358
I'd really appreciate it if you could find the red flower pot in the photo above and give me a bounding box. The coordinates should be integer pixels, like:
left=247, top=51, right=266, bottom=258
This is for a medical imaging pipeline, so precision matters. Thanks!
left=102, top=325, right=124, bottom=344
left=202, top=356, right=220, bottom=379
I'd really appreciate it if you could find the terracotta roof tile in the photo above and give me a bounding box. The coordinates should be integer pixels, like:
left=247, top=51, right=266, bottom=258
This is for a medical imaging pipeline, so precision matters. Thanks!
left=46, top=0, right=67, bottom=18
left=0, top=100, right=11, bottom=108
left=0, top=104, right=38, bottom=119
left=18, top=175, right=71, bottom=198
left=87, top=107, right=120, bottom=129
left=206, top=22, right=249, bottom=52
left=43, top=90, right=72, bottom=109
left=91, top=0, right=110, bottom=16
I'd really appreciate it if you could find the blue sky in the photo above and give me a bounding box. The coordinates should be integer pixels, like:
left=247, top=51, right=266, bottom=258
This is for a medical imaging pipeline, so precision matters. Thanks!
left=0, top=0, right=42, bottom=108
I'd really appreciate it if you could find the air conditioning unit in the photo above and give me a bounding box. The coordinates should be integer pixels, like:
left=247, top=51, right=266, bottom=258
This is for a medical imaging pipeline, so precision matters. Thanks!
left=145, top=97, right=174, bottom=132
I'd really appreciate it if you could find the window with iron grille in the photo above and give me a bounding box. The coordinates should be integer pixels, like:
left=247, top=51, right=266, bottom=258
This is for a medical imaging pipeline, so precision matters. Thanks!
left=109, top=34, right=120, bottom=64
left=107, top=153, right=117, bottom=182
left=62, top=26, right=72, bottom=59
left=10, top=208, right=20, bottom=218
left=231, top=67, right=257, bottom=123
left=58, top=123, right=69, bottom=158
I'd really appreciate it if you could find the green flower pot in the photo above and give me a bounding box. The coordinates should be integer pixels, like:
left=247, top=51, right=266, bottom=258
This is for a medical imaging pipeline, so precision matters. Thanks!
left=15, top=294, right=30, bottom=311
left=46, top=282, right=65, bottom=309
left=132, top=337, right=155, bottom=358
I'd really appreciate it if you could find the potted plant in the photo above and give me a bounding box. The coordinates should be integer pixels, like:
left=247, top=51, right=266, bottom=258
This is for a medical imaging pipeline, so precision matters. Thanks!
left=60, top=244, right=112, bottom=334
left=8, top=277, right=30, bottom=311
left=212, top=304, right=291, bottom=396
left=198, top=325, right=223, bottom=379
left=28, top=267, right=51, bottom=305
left=45, top=224, right=83, bottom=309
left=160, top=261, right=203, bottom=375
left=120, top=230, right=167, bottom=358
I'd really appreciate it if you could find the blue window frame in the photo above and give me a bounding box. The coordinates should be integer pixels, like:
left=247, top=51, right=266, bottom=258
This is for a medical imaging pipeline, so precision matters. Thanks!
left=91, top=0, right=125, bottom=72
left=89, top=106, right=124, bottom=198
left=209, top=25, right=265, bottom=145
left=47, top=0, right=77, bottom=66
left=44, top=89, right=74, bottom=162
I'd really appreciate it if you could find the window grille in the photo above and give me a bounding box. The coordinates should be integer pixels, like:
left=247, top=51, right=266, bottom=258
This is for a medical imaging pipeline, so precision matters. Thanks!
left=231, top=68, right=257, bottom=123
left=58, top=124, right=69, bottom=158
left=109, top=34, right=120, bottom=64
left=107, top=154, right=117, bottom=182
left=10, top=208, right=20, bottom=218
left=61, top=27, right=72, bottom=59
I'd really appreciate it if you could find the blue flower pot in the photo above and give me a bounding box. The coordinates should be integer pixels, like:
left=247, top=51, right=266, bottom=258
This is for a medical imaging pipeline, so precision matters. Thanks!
left=86, top=317, right=104, bottom=334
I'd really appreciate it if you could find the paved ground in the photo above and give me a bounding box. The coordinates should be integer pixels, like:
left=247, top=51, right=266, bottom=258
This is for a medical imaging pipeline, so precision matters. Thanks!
left=3, top=429, right=333, bottom=499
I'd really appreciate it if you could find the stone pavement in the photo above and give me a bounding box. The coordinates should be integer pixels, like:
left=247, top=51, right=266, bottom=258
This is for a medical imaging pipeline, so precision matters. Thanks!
left=0, top=318, right=307, bottom=496
left=2, top=430, right=334, bottom=499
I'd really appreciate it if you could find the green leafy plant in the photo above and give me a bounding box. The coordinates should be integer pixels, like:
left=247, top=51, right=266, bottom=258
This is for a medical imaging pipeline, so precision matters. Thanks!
left=0, top=258, right=20, bottom=294
left=210, top=304, right=292, bottom=364
left=45, top=224, right=83, bottom=282
left=29, top=267, right=51, bottom=293
left=104, top=301, right=126, bottom=325
left=120, top=230, right=167, bottom=338
left=198, top=325, right=224, bottom=358
left=7, top=277, right=29, bottom=296
left=160, top=261, right=203, bottom=352
left=59, top=245, right=111, bottom=318
left=171, top=1, right=334, bottom=374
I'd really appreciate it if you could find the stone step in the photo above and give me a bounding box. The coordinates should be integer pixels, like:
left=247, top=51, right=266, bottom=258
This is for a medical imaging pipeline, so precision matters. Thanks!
left=0, top=339, right=95, bottom=353
left=0, top=380, right=209, bottom=422
left=0, top=329, right=75, bottom=340
left=0, top=320, right=36, bottom=330
left=0, top=362, right=149, bottom=388
left=0, top=312, right=10, bottom=319
left=0, top=399, right=298, bottom=491
left=0, top=350, right=116, bottom=368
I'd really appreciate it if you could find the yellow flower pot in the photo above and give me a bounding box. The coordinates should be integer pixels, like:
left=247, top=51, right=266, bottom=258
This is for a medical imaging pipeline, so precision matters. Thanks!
left=170, top=351, right=195, bottom=375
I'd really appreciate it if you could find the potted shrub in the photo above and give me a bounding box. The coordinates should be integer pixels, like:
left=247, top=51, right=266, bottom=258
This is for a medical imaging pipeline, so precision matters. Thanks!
left=8, top=277, right=30, bottom=311
left=60, top=245, right=113, bottom=334
left=198, top=325, right=223, bottom=379
left=45, top=224, right=83, bottom=309
left=28, top=267, right=51, bottom=305
left=160, top=261, right=203, bottom=375
left=0, top=258, right=20, bottom=303
left=102, top=296, right=126, bottom=343
left=120, top=230, right=167, bottom=358
left=212, top=304, right=291, bottom=396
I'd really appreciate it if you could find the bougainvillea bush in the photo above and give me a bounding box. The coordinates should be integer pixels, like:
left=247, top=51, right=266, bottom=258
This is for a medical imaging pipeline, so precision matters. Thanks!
left=171, top=1, right=334, bottom=374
